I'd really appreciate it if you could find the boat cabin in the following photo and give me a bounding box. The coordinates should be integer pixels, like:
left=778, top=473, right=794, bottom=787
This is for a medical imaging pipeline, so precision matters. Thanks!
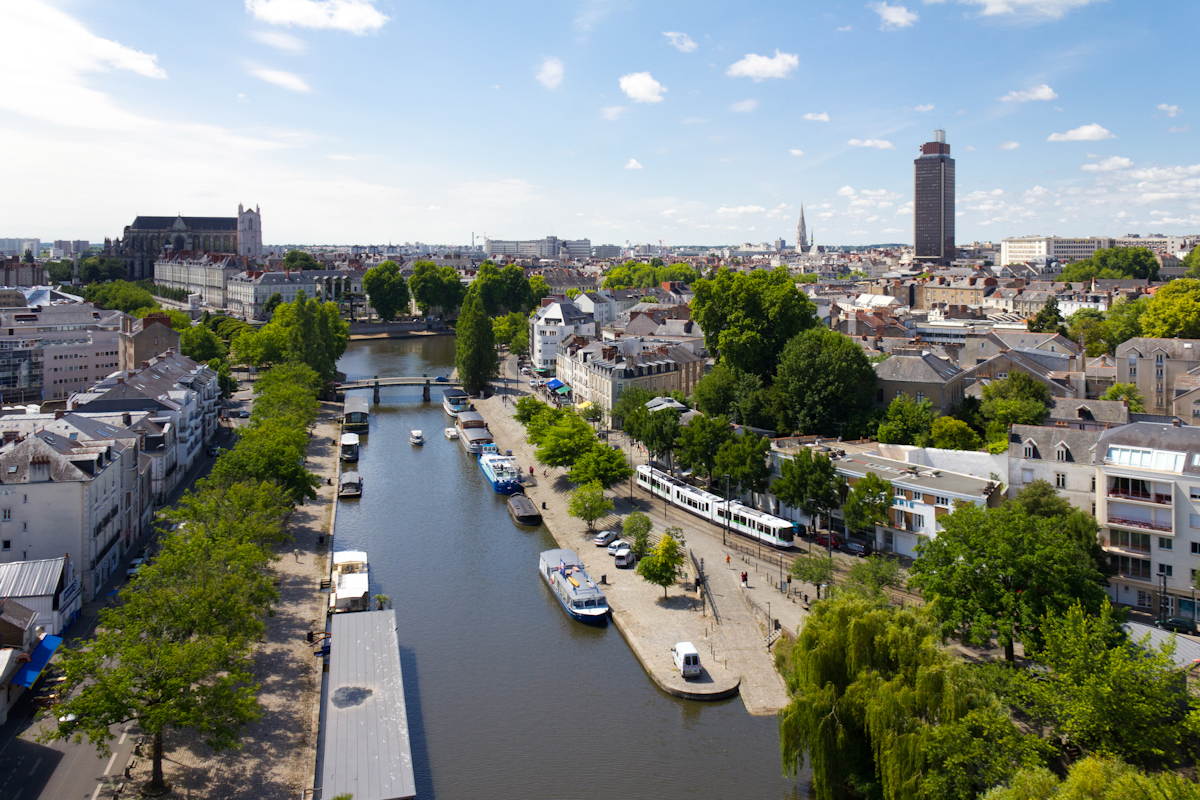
left=456, top=411, right=487, bottom=430
left=340, top=433, right=360, bottom=462
left=343, top=396, right=370, bottom=431
left=338, top=471, right=363, bottom=497
left=331, top=551, right=370, bottom=613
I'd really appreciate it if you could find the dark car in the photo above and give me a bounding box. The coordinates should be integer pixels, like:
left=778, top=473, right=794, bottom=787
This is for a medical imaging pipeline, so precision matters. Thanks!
left=435, top=376, right=449, bottom=382
left=1156, top=617, right=1199, bottom=635
left=841, top=540, right=874, bottom=557
left=814, top=532, right=843, bottom=549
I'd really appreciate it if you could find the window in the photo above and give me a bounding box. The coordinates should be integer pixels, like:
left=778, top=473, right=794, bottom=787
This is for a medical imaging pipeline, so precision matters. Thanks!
left=912, top=491, right=923, bottom=502
left=913, top=514, right=925, bottom=529
left=2, top=509, right=9, bottom=521
left=1092, top=502, right=1096, bottom=516
left=1112, top=530, right=1152, bottom=552
left=1056, top=447, right=1068, bottom=462
left=915, top=392, right=925, bottom=403
left=1160, top=537, right=1174, bottom=550
left=0, top=540, right=7, bottom=551
left=1159, top=564, right=1174, bottom=577
left=1111, top=555, right=1151, bottom=580
left=1091, top=476, right=1096, bottom=491
left=893, top=486, right=906, bottom=497
left=1055, top=473, right=1066, bottom=489
left=1023, top=444, right=1033, bottom=458
left=1022, top=468, right=1034, bottom=484
left=933, top=495, right=950, bottom=507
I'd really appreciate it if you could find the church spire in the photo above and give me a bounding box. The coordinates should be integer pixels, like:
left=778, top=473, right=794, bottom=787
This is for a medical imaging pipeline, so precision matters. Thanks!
left=797, top=204, right=807, bottom=253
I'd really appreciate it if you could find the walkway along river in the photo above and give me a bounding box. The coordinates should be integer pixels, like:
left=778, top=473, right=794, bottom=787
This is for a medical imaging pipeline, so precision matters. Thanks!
left=333, top=337, right=808, bottom=799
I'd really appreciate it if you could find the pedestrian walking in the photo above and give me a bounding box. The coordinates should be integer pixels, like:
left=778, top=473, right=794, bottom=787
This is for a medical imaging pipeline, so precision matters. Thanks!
left=725, top=554, right=730, bottom=566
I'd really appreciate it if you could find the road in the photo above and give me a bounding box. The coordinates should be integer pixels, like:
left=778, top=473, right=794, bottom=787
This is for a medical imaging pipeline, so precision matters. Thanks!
left=0, top=392, right=256, bottom=800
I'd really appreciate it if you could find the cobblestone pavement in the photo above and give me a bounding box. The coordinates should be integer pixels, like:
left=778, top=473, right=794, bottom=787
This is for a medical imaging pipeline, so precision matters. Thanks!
left=125, top=405, right=339, bottom=797
left=478, top=395, right=790, bottom=714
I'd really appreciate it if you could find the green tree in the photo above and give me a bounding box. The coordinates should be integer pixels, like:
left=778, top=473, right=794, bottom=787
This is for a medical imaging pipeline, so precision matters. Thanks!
left=535, top=414, right=595, bottom=467
left=982, top=756, right=1200, bottom=800
left=1185, top=246, right=1200, bottom=279
left=691, top=361, right=738, bottom=418
left=45, top=259, right=75, bottom=283
left=362, top=260, right=410, bottom=322
left=528, top=275, right=551, bottom=304
left=83, top=280, right=158, bottom=313
left=1100, top=381, right=1145, bottom=412
left=1027, top=296, right=1068, bottom=335
left=568, top=441, right=632, bottom=488
left=409, top=261, right=466, bottom=316
left=844, top=555, right=904, bottom=598
left=776, top=327, right=877, bottom=437
left=1067, top=308, right=1110, bottom=356
left=23, top=248, right=34, bottom=263
left=78, top=256, right=128, bottom=283
left=690, top=267, right=818, bottom=376
left=455, top=285, right=499, bottom=395
left=981, top=372, right=1050, bottom=450
left=771, top=448, right=843, bottom=533
left=639, top=408, right=681, bottom=468
left=611, top=386, right=655, bottom=430
left=1021, top=599, right=1192, bottom=762
left=674, top=413, right=732, bottom=483
left=1059, top=246, right=1160, bottom=282
left=841, top=472, right=892, bottom=537
left=789, top=551, right=835, bottom=598
left=510, top=325, right=529, bottom=357
left=636, top=527, right=686, bottom=598
left=909, top=502, right=1109, bottom=662
left=514, top=395, right=550, bottom=425
left=491, top=311, right=524, bottom=346
left=1104, top=295, right=1147, bottom=350
left=930, top=416, right=983, bottom=450
left=876, top=395, right=934, bottom=446
left=579, top=403, right=604, bottom=427
left=180, top=324, right=225, bottom=362
left=497, top=263, right=532, bottom=311
left=567, top=480, right=613, bottom=530
left=283, top=249, right=319, bottom=269
left=713, top=431, right=772, bottom=497
left=1142, top=278, right=1200, bottom=338
left=623, top=511, right=652, bottom=559
left=262, top=291, right=284, bottom=317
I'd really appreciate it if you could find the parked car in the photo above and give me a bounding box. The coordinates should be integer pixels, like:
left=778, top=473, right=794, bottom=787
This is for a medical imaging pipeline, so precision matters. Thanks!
left=593, top=530, right=619, bottom=547
left=529, top=380, right=538, bottom=388
left=126, top=558, right=145, bottom=580
left=671, top=642, right=702, bottom=679
left=1156, top=617, right=1199, bottom=635
left=235, top=409, right=250, bottom=418
left=435, top=375, right=449, bottom=382
left=814, top=532, right=844, bottom=549
left=607, top=539, right=630, bottom=556
left=841, top=540, right=874, bottom=557
left=520, top=367, right=531, bottom=375
left=614, top=548, right=635, bottom=568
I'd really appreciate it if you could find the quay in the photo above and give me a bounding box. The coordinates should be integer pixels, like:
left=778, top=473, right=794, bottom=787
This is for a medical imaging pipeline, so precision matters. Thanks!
left=473, top=393, right=790, bottom=713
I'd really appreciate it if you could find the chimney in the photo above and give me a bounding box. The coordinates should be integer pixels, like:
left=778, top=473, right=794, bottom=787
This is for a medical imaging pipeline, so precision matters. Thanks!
left=55, top=410, right=65, bottom=420
left=141, top=361, right=149, bottom=369
left=122, top=412, right=131, bottom=426
left=117, top=377, right=124, bottom=384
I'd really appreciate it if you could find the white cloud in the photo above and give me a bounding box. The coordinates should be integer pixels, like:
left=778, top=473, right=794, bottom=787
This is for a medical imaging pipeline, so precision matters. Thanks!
left=661, top=208, right=677, bottom=216
left=624, top=158, right=643, bottom=170
left=963, top=145, right=977, bottom=151
left=1080, top=156, right=1133, bottom=172
left=837, top=186, right=857, bottom=196
left=789, top=149, right=804, bottom=156
left=244, top=0, right=388, bottom=34
left=726, top=50, right=800, bottom=81
left=236, top=93, right=248, bottom=102
left=869, top=2, right=919, bottom=29
left=715, top=205, right=766, bottom=216
left=882, top=227, right=903, bottom=233
left=328, top=154, right=353, bottom=161
left=1158, top=103, right=1180, bottom=118
left=536, top=57, right=564, bottom=90
left=914, top=103, right=934, bottom=112
left=1000, top=84, right=1057, bottom=103
left=600, top=105, right=627, bottom=121
left=1048, top=123, right=1115, bottom=142
left=250, top=30, right=306, bottom=51
left=250, top=67, right=310, bottom=93
left=803, top=111, right=830, bottom=122
left=1169, top=125, right=1190, bottom=134
left=730, top=99, right=758, bottom=113
left=1000, top=141, right=1020, bottom=150
left=575, top=0, right=623, bottom=32
left=619, top=72, right=666, bottom=103
left=662, top=31, right=697, bottom=52
left=938, top=0, right=1103, bottom=19
left=1025, top=185, right=1048, bottom=196
left=427, top=205, right=442, bottom=211
left=837, top=25, right=853, bottom=31
left=848, top=138, right=896, bottom=149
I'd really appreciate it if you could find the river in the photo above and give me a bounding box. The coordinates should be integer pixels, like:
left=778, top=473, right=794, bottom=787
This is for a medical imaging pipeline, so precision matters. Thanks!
left=334, top=336, right=807, bottom=799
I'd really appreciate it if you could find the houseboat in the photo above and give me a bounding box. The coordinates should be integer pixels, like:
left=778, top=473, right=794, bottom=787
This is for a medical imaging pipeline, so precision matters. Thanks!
left=410, top=430, right=425, bottom=446
left=442, top=388, right=472, bottom=417
left=330, top=551, right=370, bottom=613
left=456, top=411, right=493, bottom=455
left=479, top=444, right=522, bottom=494
left=507, top=493, right=542, bottom=526
left=339, top=433, right=360, bottom=462
left=338, top=471, right=363, bottom=498
left=343, top=396, right=370, bottom=431
left=539, top=549, right=609, bottom=625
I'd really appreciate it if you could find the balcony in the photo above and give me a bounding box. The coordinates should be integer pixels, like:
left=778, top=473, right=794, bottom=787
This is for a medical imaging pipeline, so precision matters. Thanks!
left=1107, top=515, right=1172, bottom=533
left=1108, top=489, right=1171, bottom=506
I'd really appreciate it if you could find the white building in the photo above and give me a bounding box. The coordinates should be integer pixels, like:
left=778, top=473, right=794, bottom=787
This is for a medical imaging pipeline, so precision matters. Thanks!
left=0, top=557, right=82, bottom=636
left=1000, top=236, right=1113, bottom=266
left=153, top=253, right=249, bottom=308
left=528, top=300, right=595, bottom=372
left=555, top=337, right=703, bottom=414
left=0, top=303, right=124, bottom=404
left=226, top=269, right=359, bottom=320
left=485, top=236, right=591, bottom=260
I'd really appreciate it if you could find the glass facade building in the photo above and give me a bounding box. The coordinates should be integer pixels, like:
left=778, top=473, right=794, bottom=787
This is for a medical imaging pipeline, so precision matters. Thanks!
left=914, top=130, right=955, bottom=266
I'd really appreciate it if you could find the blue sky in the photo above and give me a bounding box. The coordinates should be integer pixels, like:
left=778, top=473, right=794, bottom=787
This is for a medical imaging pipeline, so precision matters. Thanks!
left=2, top=0, right=1197, bottom=247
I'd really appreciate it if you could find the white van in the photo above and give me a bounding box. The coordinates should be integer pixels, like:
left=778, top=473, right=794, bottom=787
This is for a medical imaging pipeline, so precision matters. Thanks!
left=614, top=548, right=635, bottom=568
left=671, top=641, right=701, bottom=679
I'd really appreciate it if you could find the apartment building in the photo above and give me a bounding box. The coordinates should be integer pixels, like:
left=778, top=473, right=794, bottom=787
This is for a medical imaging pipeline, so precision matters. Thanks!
left=914, top=276, right=997, bottom=310
left=1095, top=423, right=1200, bottom=620
left=118, top=313, right=181, bottom=372
left=1114, top=338, right=1200, bottom=419
left=1007, top=424, right=1101, bottom=515
left=153, top=252, right=250, bottom=308
left=555, top=337, right=703, bottom=415
left=225, top=269, right=360, bottom=320
left=528, top=299, right=595, bottom=372
left=873, top=353, right=966, bottom=415
left=0, top=304, right=124, bottom=404
left=1000, top=236, right=1113, bottom=266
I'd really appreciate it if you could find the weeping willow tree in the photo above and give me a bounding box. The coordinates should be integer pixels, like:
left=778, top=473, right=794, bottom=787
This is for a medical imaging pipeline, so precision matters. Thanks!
left=778, top=595, right=1047, bottom=800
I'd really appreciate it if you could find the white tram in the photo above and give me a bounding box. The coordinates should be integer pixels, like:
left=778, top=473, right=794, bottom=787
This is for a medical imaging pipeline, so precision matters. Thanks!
left=635, top=465, right=796, bottom=549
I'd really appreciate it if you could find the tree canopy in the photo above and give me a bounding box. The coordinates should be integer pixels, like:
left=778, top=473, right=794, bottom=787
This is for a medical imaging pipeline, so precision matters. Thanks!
left=713, top=431, right=772, bottom=497
left=454, top=285, right=499, bottom=395
left=1027, top=296, right=1068, bottom=336
left=636, top=527, right=686, bottom=597
left=602, top=260, right=699, bottom=290
left=876, top=394, right=934, bottom=446
left=567, top=480, right=613, bottom=530
left=674, top=413, right=732, bottom=483
left=771, top=448, right=843, bottom=531
left=1100, top=382, right=1145, bottom=412
left=1141, top=278, right=1200, bottom=339
left=1058, top=246, right=1159, bottom=282
left=775, top=327, right=877, bottom=438
left=362, top=260, right=411, bottom=322
left=931, top=416, right=983, bottom=450
left=83, top=280, right=158, bottom=313
left=180, top=324, right=225, bottom=363
left=409, top=260, right=467, bottom=316
left=841, top=472, right=893, bottom=535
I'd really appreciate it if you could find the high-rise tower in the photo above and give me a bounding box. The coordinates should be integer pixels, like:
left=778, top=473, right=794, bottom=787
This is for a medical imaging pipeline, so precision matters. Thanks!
left=796, top=204, right=808, bottom=253
left=914, top=129, right=955, bottom=266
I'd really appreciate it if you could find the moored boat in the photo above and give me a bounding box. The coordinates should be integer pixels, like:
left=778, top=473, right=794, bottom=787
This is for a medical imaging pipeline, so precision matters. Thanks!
left=442, top=388, right=472, bottom=416
left=343, top=396, right=369, bottom=431
left=507, top=493, right=542, bottom=526
left=538, top=548, right=609, bottom=625
left=445, top=427, right=458, bottom=440
left=410, top=430, right=425, bottom=446
left=456, top=411, right=493, bottom=455
left=338, top=471, right=363, bottom=498
left=330, top=550, right=370, bottom=613
left=339, top=432, right=360, bottom=462
left=479, top=444, right=522, bottom=494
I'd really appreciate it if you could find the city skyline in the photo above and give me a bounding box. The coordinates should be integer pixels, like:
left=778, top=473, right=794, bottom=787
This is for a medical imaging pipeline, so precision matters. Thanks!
left=2, top=0, right=1197, bottom=246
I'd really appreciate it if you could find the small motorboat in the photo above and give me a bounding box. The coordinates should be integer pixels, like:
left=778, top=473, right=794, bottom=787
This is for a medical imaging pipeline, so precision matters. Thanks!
left=445, top=427, right=459, bottom=440
left=410, top=430, right=425, bottom=445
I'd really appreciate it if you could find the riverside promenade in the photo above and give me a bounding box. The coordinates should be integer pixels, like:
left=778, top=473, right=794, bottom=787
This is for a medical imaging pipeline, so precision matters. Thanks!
left=476, top=394, right=791, bottom=715
left=124, top=403, right=340, bottom=797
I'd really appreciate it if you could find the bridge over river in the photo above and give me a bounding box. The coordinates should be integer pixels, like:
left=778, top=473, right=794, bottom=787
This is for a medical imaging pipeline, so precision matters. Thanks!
left=338, top=374, right=462, bottom=402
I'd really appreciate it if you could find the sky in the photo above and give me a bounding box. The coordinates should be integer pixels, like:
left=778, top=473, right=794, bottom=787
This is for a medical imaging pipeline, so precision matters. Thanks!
left=2, top=0, right=1198, bottom=248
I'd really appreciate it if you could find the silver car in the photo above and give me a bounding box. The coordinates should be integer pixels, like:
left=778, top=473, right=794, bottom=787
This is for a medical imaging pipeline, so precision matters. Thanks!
left=607, top=539, right=630, bottom=556
left=593, top=530, right=619, bottom=547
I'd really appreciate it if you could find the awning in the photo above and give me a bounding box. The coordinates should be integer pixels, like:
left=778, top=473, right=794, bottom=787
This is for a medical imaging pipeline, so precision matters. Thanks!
left=545, top=379, right=564, bottom=390
left=555, top=385, right=571, bottom=395
left=14, top=635, right=63, bottom=688
left=575, top=401, right=593, bottom=410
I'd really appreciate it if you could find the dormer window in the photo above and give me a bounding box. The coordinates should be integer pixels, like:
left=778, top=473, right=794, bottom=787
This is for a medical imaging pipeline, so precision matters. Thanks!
left=1056, top=446, right=1068, bottom=462
left=1024, top=444, right=1033, bottom=458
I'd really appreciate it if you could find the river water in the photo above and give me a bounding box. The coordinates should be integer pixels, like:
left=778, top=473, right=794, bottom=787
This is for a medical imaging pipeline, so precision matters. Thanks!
left=334, top=337, right=807, bottom=799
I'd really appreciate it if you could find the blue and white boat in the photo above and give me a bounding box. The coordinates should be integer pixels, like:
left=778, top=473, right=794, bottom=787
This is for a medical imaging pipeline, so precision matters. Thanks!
left=442, top=388, right=472, bottom=416
left=479, top=444, right=522, bottom=494
left=539, top=548, right=609, bottom=625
